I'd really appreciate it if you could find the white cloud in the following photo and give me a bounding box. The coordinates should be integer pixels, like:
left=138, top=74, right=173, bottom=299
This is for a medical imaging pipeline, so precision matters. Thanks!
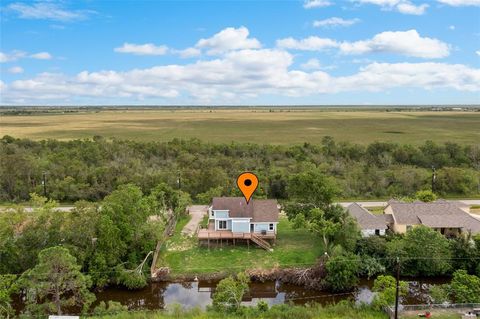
left=476, top=50, right=480, bottom=56
left=175, top=47, right=201, bottom=58
left=340, top=30, right=450, bottom=58
left=2, top=48, right=478, bottom=104
left=0, top=51, right=27, bottom=63
left=313, top=17, right=360, bottom=28
left=300, top=58, right=336, bottom=71
left=114, top=43, right=169, bottom=55
left=1, top=50, right=53, bottom=62
left=278, top=30, right=450, bottom=59
left=276, top=37, right=338, bottom=51
left=303, top=0, right=332, bottom=8
left=301, top=58, right=322, bottom=70
left=355, top=0, right=429, bottom=15
left=449, top=25, right=456, bottom=30
left=396, top=2, right=428, bottom=14
left=30, top=52, right=52, bottom=60
left=8, top=66, right=24, bottom=74
left=437, top=0, right=480, bottom=6
left=195, top=27, right=261, bottom=55
left=7, top=2, right=94, bottom=21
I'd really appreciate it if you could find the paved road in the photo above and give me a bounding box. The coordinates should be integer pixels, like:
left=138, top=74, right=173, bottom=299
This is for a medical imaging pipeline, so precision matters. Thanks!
left=181, top=205, right=208, bottom=237
left=0, top=206, right=76, bottom=212
left=2, top=200, right=479, bottom=212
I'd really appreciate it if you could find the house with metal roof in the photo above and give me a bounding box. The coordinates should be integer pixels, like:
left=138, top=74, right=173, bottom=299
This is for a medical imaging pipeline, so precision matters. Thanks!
left=384, top=200, right=480, bottom=236
left=346, top=203, right=388, bottom=237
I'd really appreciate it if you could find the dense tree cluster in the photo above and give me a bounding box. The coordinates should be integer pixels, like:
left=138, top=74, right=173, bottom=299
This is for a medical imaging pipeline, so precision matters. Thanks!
left=0, top=183, right=190, bottom=290
left=1, top=135, right=479, bottom=202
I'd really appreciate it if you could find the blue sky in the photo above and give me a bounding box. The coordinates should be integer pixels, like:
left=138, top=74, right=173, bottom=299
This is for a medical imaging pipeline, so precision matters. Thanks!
left=0, top=0, right=479, bottom=105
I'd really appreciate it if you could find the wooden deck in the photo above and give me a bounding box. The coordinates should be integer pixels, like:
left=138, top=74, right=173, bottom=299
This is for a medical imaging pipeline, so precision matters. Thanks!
left=197, top=229, right=276, bottom=240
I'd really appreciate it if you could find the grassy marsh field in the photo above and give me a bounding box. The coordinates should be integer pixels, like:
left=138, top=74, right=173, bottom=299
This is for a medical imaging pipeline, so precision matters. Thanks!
left=2, top=108, right=480, bottom=144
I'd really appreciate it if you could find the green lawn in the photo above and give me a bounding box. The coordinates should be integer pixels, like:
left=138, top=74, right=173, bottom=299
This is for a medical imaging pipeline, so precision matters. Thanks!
left=156, top=216, right=324, bottom=275
left=367, top=206, right=386, bottom=215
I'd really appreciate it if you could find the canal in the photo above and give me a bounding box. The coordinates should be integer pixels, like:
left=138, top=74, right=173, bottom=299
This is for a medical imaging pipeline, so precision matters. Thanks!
left=13, top=277, right=450, bottom=313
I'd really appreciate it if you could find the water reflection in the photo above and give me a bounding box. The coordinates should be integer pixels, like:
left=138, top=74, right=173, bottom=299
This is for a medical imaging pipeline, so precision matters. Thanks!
left=13, top=277, right=451, bottom=313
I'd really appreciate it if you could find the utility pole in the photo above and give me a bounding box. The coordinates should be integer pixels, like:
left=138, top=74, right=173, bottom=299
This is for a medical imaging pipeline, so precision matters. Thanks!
left=42, top=171, right=47, bottom=198
left=394, top=257, right=400, bottom=319
left=431, top=166, right=436, bottom=193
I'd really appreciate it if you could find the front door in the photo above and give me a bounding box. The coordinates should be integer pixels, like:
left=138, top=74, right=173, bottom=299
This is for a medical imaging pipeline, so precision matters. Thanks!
left=250, top=224, right=254, bottom=232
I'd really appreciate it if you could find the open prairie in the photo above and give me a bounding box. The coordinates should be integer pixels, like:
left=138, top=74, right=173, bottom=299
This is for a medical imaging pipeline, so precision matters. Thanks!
left=1, top=109, right=479, bottom=144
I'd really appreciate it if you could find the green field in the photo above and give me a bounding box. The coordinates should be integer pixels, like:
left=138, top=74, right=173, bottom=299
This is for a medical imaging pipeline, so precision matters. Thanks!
left=2, top=108, right=480, bottom=144
left=157, top=216, right=324, bottom=276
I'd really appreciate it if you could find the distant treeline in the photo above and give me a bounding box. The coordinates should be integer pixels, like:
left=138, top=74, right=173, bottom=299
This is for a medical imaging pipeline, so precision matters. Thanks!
left=1, top=135, right=479, bottom=202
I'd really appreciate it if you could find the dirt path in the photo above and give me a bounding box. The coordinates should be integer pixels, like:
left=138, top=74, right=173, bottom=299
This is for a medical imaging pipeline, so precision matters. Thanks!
left=182, top=205, right=208, bottom=236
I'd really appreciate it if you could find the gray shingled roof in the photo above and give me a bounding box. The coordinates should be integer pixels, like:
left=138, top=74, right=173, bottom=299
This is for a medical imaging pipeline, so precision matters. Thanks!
left=211, top=197, right=279, bottom=223
left=387, top=201, right=480, bottom=234
left=346, top=203, right=387, bottom=230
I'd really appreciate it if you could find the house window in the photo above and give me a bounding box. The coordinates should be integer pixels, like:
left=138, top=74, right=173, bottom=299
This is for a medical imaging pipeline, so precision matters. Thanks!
left=218, top=220, right=227, bottom=230
left=375, top=229, right=380, bottom=235
left=211, top=210, right=214, bottom=217
left=269, top=223, right=274, bottom=231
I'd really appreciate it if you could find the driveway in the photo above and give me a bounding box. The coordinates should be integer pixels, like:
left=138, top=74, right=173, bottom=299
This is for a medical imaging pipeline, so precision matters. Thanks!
left=181, top=205, right=208, bottom=236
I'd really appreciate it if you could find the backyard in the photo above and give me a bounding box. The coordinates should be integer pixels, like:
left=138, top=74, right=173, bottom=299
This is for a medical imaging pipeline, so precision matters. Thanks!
left=156, top=215, right=324, bottom=276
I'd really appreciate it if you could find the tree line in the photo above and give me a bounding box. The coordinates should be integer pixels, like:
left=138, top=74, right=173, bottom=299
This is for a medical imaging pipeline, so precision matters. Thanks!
left=1, top=135, right=479, bottom=202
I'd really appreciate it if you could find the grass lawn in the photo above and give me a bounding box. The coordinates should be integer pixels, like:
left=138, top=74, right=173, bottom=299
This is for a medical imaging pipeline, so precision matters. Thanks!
left=156, top=216, right=324, bottom=275
left=2, top=109, right=480, bottom=145
left=366, top=206, right=385, bottom=215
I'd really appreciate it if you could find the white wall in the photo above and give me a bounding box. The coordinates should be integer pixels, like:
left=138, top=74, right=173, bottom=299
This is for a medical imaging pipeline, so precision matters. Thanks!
left=361, top=229, right=385, bottom=237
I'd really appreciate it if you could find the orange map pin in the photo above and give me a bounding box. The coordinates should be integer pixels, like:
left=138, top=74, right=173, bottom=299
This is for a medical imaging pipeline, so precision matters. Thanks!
left=237, top=172, right=258, bottom=204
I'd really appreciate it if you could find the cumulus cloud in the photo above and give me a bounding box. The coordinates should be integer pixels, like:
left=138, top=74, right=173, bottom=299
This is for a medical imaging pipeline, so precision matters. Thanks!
left=299, top=58, right=336, bottom=71
left=476, top=50, right=480, bottom=56
left=1, top=47, right=478, bottom=104
left=175, top=47, right=201, bottom=58
left=195, top=27, right=261, bottom=54
left=313, top=17, right=360, bottom=28
left=437, top=0, right=480, bottom=6
left=114, top=43, right=169, bottom=55
left=301, top=58, right=323, bottom=70
left=340, top=30, right=450, bottom=58
left=276, top=37, right=338, bottom=51
left=0, top=51, right=27, bottom=63
left=355, top=0, right=429, bottom=15
left=1, top=50, right=52, bottom=62
left=277, top=30, right=450, bottom=58
left=8, top=66, right=24, bottom=74
left=30, top=52, right=52, bottom=60
left=303, top=0, right=332, bottom=8
left=7, top=2, right=95, bottom=21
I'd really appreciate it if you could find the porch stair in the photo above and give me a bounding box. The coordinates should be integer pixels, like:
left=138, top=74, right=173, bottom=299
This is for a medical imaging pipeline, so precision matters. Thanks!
left=251, top=233, right=273, bottom=251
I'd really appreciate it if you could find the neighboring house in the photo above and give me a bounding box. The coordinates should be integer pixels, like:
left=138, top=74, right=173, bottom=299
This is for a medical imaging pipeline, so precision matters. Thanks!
left=346, top=203, right=387, bottom=237
left=384, top=200, right=480, bottom=236
left=198, top=197, right=280, bottom=250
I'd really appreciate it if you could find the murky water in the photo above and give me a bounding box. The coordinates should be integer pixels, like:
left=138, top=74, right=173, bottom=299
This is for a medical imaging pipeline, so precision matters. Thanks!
left=13, top=277, right=450, bottom=313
